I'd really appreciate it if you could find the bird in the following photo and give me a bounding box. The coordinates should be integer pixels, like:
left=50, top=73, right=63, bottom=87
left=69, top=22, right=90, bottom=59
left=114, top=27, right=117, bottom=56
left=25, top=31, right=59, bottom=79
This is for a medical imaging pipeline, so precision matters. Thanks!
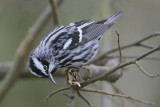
left=28, top=11, right=122, bottom=84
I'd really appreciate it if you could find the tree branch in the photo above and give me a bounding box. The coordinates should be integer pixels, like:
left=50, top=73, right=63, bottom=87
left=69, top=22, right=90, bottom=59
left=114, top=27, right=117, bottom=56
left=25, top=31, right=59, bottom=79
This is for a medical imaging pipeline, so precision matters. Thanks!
left=107, top=55, right=160, bottom=61
left=115, top=30, right=122, bottom=64
left=139, top=43, right=154, bottom=49
left=81, top=59, right=123, bottom=83
left=49, top=0, right=59, bottom=26
left=56, top=0, right=64, bottom=8
left=135, top=61, right=160, bottom=78
left=44, top=86, right=71, bottom=101
left=81, top=88, right=154, bottom=105
left=77, top=90, right=93, bottom=107
left=66, top=88, right=76, bottom=107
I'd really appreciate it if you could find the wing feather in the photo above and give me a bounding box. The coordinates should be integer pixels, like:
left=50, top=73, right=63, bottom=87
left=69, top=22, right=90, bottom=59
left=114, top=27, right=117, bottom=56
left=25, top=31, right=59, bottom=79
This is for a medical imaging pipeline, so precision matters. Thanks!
left=67, top=11, right=122, bottom=50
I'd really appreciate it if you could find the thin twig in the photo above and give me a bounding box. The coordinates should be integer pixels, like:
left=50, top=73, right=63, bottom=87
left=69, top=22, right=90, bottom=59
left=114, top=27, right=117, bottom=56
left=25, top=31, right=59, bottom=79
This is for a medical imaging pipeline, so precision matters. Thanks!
left=81, top=45, right=160, bottom=88
left=62, top=92, right=72, bottom=98
left=56, top=0, right=64, bottom=8
left=115, top=30, right=122, bottom=64
left=135, top=61, right=160, bottom=78
left=139, top=43, right=154, bottom=49
left=66, top=88, right=76, bottom=107
left=77, top=90, right=93, bottom=107
left=81, top=88, right=154, bottom=105
left=107, top=56, right=160, bottom=61
left=44, top=86, right=71, bottom=101
left=112, top=84, right=140, bottom=107
left=62, top=91, right=76, bottom=107
left=136, top=45, right=160, bottom=61
left=62, top=91, right=76, bottom=106
left=89, top=32, right=160, bottom=64
left=49, top=0, right=59, bottom=26
left=66, top=95, right=76, bottom=107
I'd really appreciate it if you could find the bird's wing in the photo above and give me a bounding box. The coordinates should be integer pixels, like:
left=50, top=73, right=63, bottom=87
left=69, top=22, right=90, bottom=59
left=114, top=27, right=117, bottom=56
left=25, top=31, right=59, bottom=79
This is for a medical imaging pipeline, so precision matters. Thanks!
left=66, top=23, right=113, bottom=50
left=66, top=11, right=122, bottom=50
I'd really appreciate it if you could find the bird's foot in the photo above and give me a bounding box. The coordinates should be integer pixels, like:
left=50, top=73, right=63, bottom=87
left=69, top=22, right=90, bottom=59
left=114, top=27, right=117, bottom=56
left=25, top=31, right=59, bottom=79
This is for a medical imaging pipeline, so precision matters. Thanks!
left=65, top=67, right=82, bottom=87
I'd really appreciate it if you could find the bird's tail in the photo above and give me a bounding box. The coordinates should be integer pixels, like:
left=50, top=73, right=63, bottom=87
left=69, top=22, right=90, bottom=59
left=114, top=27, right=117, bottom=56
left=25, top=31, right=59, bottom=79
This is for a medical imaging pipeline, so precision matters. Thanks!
left=104, top=11, right=123, bottom=24
left=96, top=11, right=123, bottom=25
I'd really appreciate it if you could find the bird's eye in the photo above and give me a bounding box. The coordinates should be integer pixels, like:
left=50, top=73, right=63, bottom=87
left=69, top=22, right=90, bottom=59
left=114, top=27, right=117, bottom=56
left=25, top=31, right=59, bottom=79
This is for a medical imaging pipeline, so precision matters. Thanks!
left=43, top=65, right=48, bottom=71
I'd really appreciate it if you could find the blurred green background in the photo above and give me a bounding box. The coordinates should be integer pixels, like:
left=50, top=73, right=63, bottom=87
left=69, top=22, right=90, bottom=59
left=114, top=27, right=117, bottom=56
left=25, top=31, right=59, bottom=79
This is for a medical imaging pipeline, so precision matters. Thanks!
left=0, top=0, right=160, bottom=107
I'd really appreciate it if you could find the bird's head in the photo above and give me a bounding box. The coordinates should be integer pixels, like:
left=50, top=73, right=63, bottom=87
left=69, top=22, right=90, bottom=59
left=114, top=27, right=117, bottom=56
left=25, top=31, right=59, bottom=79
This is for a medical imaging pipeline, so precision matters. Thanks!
left=28, top=50, right=57, bottom=84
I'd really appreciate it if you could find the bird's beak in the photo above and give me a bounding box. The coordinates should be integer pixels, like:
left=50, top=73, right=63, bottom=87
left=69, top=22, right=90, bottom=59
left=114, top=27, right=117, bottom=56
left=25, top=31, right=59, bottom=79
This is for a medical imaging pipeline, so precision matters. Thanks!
left=49, top=73, right=56, bottom=84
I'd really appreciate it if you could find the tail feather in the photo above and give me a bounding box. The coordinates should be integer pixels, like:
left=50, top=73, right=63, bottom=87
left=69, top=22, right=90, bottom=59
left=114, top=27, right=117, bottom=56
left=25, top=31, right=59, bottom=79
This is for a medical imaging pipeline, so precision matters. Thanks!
left=104, top=11, right=123, bottom=24
left=96, top=11, right=123, bottom=25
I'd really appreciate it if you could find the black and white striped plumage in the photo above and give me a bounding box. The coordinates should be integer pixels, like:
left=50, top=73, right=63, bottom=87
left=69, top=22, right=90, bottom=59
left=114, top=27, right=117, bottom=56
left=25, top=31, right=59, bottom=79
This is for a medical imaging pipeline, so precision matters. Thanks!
left=28, top=11, right=122, bottom=84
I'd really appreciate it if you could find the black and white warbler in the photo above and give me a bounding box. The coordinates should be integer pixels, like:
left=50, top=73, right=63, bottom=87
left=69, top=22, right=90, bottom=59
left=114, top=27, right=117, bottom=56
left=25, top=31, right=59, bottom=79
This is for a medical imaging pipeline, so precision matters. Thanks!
left=28, top=11, right=122, bottom=84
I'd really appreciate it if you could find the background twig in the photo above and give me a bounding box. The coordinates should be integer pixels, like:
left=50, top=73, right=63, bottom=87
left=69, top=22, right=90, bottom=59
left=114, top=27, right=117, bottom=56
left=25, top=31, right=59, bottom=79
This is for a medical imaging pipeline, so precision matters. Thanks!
left=81, top=88, right=154, bottom=105
left=45, top=86, right=71, bottom=101
left=115, top=30, right=122, bottom=64
left=135, top=61, right=160, bottom=78
left=49, top=0, right=59, bottom=26
left=107, top=56, right=160, bottom=61
left=66, top=88, right=76, bottom=107
left=56, top=0, right=64, bottom=7
left=77, top=90, right=93, bottom=107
